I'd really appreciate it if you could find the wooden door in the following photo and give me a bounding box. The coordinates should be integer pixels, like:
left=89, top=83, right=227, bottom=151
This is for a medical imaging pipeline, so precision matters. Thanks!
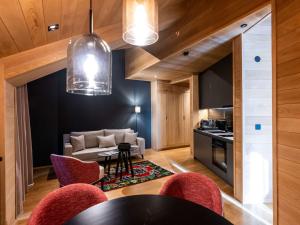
left=157, top=91, right=168, bottom=149
left=183, top=91, right=191, bottom=145
left=166, top=91, right=180, bottom=146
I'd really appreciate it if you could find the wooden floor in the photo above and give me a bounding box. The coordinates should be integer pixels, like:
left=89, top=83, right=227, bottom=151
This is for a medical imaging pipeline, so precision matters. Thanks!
left=16, top=148, right=272, bottom=225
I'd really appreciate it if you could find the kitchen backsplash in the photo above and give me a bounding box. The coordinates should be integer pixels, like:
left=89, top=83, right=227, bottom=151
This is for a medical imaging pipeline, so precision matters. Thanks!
left=199, top=107, right=233, bottom=128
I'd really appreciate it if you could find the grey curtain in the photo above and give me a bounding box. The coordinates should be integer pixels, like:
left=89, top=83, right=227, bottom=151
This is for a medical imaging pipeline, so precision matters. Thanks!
left=15, top=85, right=34, bottom=216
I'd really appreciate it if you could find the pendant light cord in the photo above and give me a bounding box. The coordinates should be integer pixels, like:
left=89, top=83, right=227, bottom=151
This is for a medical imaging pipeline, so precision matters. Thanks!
left=89, top=0, right=93, bottom=34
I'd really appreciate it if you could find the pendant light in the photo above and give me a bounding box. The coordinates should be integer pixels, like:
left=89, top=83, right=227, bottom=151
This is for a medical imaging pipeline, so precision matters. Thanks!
left=123, top=0, right=159, bottom=46
left=66, top=0, right=112, bottom=96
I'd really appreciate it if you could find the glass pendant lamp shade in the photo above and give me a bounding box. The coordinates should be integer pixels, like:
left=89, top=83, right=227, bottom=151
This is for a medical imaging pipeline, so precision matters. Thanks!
left=66, top=0, right=112, bottom=96
left=123, top=0, right=158, bottom=46
left=67, top=34, right=112, bottom=95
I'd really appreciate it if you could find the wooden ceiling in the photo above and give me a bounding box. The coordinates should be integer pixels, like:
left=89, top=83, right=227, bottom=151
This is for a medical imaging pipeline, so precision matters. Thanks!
left=0, top=0, right=271, bottom=86
left=0, top=0, right=188, bottom=58
left=126, top=1, right=271, bottom=82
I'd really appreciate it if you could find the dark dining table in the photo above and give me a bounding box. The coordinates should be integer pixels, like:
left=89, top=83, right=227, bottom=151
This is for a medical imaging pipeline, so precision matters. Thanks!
left=64, top=195, right=233, bottom=225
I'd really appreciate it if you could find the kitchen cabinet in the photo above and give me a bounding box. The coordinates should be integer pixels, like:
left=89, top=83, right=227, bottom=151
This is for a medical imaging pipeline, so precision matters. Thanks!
left=194, top=131, right=212, bottom=167
left=194, top=130, right=233, bottom=185
left=198, top=54, right=233, bottom=109
left=152, top=81, right=190, bottom=150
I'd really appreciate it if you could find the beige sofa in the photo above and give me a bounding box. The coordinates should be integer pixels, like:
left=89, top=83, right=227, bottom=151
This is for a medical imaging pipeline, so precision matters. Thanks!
left=63, top=128, right=145, bottom=161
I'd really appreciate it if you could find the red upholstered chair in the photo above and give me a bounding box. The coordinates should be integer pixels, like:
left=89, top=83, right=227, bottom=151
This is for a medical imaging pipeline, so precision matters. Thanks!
left=50, top=154, right=104, bottom=187
left=160, top=172, right=223, bottom=215
left=27, top=183, right=107, bottom=225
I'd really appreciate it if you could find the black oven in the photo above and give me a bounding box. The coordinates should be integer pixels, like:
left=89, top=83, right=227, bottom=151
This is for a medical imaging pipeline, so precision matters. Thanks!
left=212, top=138, right=227, bottom=172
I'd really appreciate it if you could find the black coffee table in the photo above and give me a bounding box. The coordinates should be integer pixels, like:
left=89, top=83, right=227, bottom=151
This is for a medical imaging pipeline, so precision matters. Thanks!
left=64, top=195, right=233, bottom=225
left=98, top=151, right=119, bottom=176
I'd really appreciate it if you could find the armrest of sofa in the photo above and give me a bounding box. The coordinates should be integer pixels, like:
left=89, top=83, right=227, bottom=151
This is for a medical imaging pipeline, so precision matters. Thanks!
left=137, top=137, right=145, bottom=155
left=64, top=143, right=73, bottom=156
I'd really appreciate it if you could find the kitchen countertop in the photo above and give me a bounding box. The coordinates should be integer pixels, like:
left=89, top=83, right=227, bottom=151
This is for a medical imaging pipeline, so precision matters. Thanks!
left=194, top=129, right=234, bottom=143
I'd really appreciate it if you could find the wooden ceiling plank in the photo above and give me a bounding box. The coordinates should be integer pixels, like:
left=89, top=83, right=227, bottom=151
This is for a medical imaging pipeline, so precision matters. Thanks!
left=158, top=0, right=187, bottom=31
left=18, top=0, right=47, bottom=47
left=60, top=0, right=78, bottom=39
left=0, top=0, right=33, bottom=51
left=0, top=19, right=18, bottom=57
left=94, top=0, right=121, bottom=28
left=43, top=0, right=62, bottom=42
left=0, top=23, right=125, bottom=86
left=71, top=0, right=89, bottom=36
left=144, top=0, right=270, bottom=60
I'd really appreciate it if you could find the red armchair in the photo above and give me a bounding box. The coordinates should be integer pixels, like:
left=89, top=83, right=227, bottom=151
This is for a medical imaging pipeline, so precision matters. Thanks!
left=50, top=154, right=104, bottom=187
left=160, top=172, right=223, bottom=215
left=28, top=183, right=107, bottom=225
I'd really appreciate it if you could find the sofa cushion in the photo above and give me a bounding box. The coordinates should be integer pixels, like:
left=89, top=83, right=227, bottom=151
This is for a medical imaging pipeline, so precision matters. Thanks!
left=71, top=130, right=104, bottom=148
left=98, top=135, right=116, bottom=148
left=104, top=129, right=133, bottom=144
left=70, top=135, right=85, bottom=152
left=124, top=132, right=138, bottom=145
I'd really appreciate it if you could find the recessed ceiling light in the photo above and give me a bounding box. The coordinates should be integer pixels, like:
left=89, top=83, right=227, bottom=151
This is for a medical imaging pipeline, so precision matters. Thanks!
left=183, top=51, right=189, bottom=56
left=48, top=24, right=59, bottom=31
left=240, top=23, right=247, bottom=28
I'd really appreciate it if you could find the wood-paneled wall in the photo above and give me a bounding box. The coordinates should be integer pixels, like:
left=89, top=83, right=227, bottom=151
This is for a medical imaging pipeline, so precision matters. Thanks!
left=0, top=70, right=16, bottom=225
left=273, top=0, right=300, bottom=224
left=242, top=15, right=272, bottom=204
left=233, top=36, right=243, bottom=202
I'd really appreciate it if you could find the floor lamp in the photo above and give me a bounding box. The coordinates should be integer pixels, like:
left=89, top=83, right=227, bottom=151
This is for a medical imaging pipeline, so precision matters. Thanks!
left=135, top=106, right=141, bottom=132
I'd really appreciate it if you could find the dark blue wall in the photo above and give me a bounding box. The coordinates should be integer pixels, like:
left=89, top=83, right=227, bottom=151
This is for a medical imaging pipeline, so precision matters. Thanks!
left=28, top=50, right=151, bottom=167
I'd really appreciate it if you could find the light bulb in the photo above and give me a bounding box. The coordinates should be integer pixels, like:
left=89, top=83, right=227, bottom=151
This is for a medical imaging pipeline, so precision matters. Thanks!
left=83, top=54, right=98, bottom=88
left=132, top=4, right=151, bottom=46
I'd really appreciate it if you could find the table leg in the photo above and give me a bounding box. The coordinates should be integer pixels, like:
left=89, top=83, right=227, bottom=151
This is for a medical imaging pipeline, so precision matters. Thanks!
left=128, top=151, right=134, bottom=177
left=120, top=153, right=124, bottom=180
left=124, top=151, right=129, bottom=172
left=116, top=152, right=121, bottom=177
left=107, top=156, right=111, bottom=177
left=103, top=156, right=107, bottom=173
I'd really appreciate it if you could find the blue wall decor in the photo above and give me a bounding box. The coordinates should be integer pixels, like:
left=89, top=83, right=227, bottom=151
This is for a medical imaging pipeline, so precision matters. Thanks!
left=254, top=56, right=261, bottom=62
left=255, top=124, right=262, bottom=130
left=28, top=50, right=151, bottom=167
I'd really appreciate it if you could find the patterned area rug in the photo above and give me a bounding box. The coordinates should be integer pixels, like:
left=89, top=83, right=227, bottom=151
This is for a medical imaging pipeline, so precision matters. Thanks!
left=98, top=160, right=173, bottom=192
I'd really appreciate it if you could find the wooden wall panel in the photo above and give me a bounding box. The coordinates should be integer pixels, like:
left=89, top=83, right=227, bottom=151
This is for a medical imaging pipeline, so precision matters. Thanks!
left=0, top=67, right=16, bottom=225
left=0, top=64, right=5, bottom=225
left=233, top=36, right=243, bottom=202
left=274, top=0, right=300, bottom=224
left=189, top=75, right=199, bottom=156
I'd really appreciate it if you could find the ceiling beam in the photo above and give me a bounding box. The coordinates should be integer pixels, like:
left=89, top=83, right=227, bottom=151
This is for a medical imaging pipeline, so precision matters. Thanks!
left=144, top=0, right=270, bottom=60
left=125, top=1, right=270, bottom=81
left=169, top=74, right=193, bottom=85
left=0, top=23, right=125, bottom=86
left=125, top=47, right=159, bottom=78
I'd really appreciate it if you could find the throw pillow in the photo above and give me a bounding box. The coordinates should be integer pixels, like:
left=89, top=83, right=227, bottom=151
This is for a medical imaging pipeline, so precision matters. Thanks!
left=105, top=130, right=126, bottom=144
left=124, top=132, right=138, bottom=145
left=70, top=135, right=85, bottom=152
left=98, top=135, right=117, bottom=148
